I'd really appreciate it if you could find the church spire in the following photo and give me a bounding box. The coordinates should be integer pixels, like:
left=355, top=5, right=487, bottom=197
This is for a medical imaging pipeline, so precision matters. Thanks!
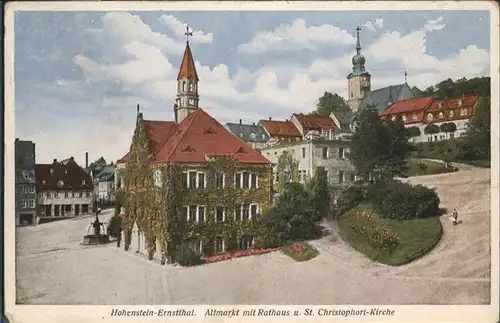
left=356, top=26, right=362, bottom=55
left=177, top=26, right=199, bottom=82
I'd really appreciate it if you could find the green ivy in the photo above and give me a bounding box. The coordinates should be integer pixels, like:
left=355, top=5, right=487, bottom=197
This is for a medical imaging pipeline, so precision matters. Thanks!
left=275, top=150, right=299, bottom=193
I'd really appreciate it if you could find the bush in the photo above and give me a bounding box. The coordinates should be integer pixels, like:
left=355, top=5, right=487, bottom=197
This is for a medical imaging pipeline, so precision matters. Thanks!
left=173, top=243, right=205, bottom=267
left=417, top=161, right=428, bottom=170
left=369, top=181, right=440, bottom=220
left=107, top=215, right=122, bottom=238
left=336, top=185, right=367, bottom=216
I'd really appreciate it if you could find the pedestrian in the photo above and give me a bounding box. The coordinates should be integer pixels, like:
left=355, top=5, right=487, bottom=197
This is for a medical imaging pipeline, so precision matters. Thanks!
left=117, top=227, right=122, bottom=247
left=452, top=209, right=459, bottom=225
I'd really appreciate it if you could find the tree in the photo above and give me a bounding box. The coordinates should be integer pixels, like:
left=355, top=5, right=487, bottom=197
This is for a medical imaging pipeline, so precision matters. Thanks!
left=439, top=122, right=457, bottom=140
left=414, top=77, right=490, bottom=98
left=308, top=166, right=330, bottom=220
left=379, top=116, right=412, bottom=179
left=424, top=124, right=440, bottom=140
left=314, top=92, right=352, bottom=118
left=460, top=97, right=490, bottom=160
left=348, top=105, right=386, bottom=180
left=407, top=126, right=421, bottom=142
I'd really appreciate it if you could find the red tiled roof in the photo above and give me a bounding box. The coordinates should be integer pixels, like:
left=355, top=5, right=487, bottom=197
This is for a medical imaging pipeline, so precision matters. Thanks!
left=381, top=96, right=433, bottom=116
left=36, top=159, right=93, bottom=191
left=426, top=94, right=479, bottom=112
left=119, top=110, right=271, bottom=165
left=259, top=120, right=301, bottom=138
left=154, top=109, right=270, bottom=164
left=177, top=43, right=199, bottom=81
left=293, top=113, right=337, bottom=131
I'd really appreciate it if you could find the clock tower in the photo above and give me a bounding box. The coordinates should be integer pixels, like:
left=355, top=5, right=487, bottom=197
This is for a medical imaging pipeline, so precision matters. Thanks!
left=347, top=27, right=371, bottom=112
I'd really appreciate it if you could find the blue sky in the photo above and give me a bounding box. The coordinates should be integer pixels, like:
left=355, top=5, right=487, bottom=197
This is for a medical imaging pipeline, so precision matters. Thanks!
left=14, top=10, right=490, bottom=165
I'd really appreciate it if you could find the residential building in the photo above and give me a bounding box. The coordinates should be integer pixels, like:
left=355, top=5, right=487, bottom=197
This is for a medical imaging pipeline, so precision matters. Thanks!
left=224, top=120, right=269, bottom=150
left=380, top=94, right=480, bottom=142
left=259, top=113, right=355, bottom=202
left=93, top=165, right=116, bottom=204
left=15, top=139, right=37, bottom=226
left=115, top=38, right=273, bottom=263
left=36, top=157, right=94, bottom=219
left=259, top=118, right=303, bottom=146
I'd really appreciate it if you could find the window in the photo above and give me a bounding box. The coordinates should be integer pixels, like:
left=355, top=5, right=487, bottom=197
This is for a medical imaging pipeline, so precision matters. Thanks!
left=402, top=115, right=407, bottom=122
left=339, top=148, right=345, bottom=159
left=188, top=98, right=194, bottom=106
left=78, top=192, right=82, bottom=197
left=235, top=204, right=242, bottom=221
left=391, top=116, right=396, bottom=121
left=235, top=172, right=258, bottom=189
left=322, top=147, right=328, bottom=159
left=412, top=112, right=418, bottom=120
left=65, top=192, right=69, bottom=198
left=450, top=133, right=455, bottom=139
left=181, top=172, right=188, bottom=188
left=215, top=172, right=225, bottom=189
left=47, top=192, right=51, bottom=198
left=338, top=170, right=345, bottom=183
left=449, top=110, right=455, bottom=118
left=239, top=236, right=253, bottom=250
left=82, top=180, right=86, bottom=186
left=302, top=148, right=306, bottom=158
left=189, top=82, right=194, bottom=92
left=298, top=170, right=307, bottom=182
left=235, top=173, right=242, bottom=189
left=261, top=134, right=266, bottom=140
left=458, top=99, right=463, bottom=106
left=28, top=199, right=35, bottom=208
left=250, top=173, right=258, bottom=188
left=20, top=199, right=27, bottom=208
left=350, top=172, right=356, bottom=182
left=242, top=204, right=250, bottom=220
left=57, top=180, right=64, bottom=188
left=182, top=206, right=188, bottom=220
left=438, top=112, right=444, bottom=119
left=188, top=205, right=197, bottom=222
left=198, top=172, right=205, bottom=189
left=198, top=206, right=205, bottom=223
left=250, top=204, right=258, bottom=219
left=29, top=185, right=35, bottom=193
left=86, top=191, right=91, bottom=197
left=189, top=171, right=197, bottom=188
left=249, top=132, right=256, bottom=140
left=215, top=237, right=224, bottom=253
left=153, top=170, right=163, bottom=188
left=72, top=192, right=75, bottom=197
left=242, top=172, right=250, bottom=189
left=216, top=206, right=225, bottom=222
left=460, top=109, right=468, bottom=116
left=427, top=113, right=433, bottom=121
left=182, top=81, right=186, bottom=91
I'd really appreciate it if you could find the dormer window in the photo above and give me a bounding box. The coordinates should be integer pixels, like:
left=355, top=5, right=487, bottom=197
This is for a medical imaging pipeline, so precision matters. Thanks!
left=42, top=180, right=47, bottom=185
left=49, top=168, right=54, bottom=174
left=438, top=102, right=442, bottom=108
left=458, top=99, right=463, bottom=106
left=412, top=112, right=418, bottom=120
left=402, top=115, right=407, bottom=122
left=438, top=112, right=444, bottom=119
left=460, top=108, right=468, bottom=116
left=239, top=133, right=243, bottom=137
left=427, top=113, right=434, bottom=121
left=261, top=134, right=266, bottom=139
left=82, top=180, right=86, bottom=186
left=391, top=116, right=396, bottom=121
left=153, top=170, right=163, bottom=188
left=57, top=180, right=64, bottom=187
left=249, top=132, right=256, bottom=140
left=449, top=110, right=455, bottom=118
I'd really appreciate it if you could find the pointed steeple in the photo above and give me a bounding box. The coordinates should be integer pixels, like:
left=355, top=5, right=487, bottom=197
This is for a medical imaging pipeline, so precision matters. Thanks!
left=177, top=26, right=199, bottom=82
left=356, top=26, right=362, bottom=55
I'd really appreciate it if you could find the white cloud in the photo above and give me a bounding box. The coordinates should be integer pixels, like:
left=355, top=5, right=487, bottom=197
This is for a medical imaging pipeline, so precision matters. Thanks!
left=238, top=18, right=356, bottom=54
left=19, top=13, right=489, bottom=164
left=363, top=18, right=384, bottom=32
left=423, top=16, right=445, bottom=32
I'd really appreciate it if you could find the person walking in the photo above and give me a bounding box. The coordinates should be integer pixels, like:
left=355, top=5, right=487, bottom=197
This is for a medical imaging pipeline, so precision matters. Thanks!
left=452, top=209, right=459, bottom=225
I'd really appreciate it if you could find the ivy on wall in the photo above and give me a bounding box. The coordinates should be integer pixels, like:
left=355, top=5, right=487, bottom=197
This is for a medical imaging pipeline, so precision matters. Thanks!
left=116, top=116, right=273, bottom=264
left=275, top=150, right=299, bottom=193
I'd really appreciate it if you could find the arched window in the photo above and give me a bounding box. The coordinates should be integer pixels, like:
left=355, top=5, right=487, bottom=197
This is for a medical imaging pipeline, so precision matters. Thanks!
left=449, top=110, right=454, bottom=118
left=182, top=81, right=186, bottom=91
left=460, top=108, right=468, bottom=116
left=402, top=114, right=407, bottom=122
left=412, top=112, right=418, bottom=120
left=427, top=113, right=433, bottom=121
left=438, top=112, right=444, bottom=119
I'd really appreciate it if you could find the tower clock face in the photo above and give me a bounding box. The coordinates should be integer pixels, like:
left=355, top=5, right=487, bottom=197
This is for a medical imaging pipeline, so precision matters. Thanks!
left=188, top=98, right=194, bottom=105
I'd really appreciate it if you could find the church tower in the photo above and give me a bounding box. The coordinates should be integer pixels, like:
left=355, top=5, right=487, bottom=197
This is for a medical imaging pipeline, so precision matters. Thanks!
left=347, top=27, right=371, bottom=112
left=174, top=26, right=200, bottom=124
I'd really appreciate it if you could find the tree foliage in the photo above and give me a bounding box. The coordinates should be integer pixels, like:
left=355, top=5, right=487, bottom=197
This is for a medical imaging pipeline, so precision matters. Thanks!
left=348, top=106, right=412, bottom=180
left=308, top=167, right=330, bottom=220
left=415, top=76, right=490, bottom=99
left=459, top=97, right=491, bottom=160
left=407, top=126, right=421, bottom=138
left=313, top=92, right=352, bottom=118
left=424, top=124, right=440, bottom=135
left=439, top=122, right=457, bottom=139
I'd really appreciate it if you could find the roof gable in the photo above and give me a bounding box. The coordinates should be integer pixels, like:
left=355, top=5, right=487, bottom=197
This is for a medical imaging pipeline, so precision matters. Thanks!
left=259, top=120, right=301, bottom=138
left=36, top=159, right=93, bottom=191
left=381, top=96, right=433, bottom=116
left=293, top=113, right=338, bottom=131
left=358, top=83, right=416, bottom=113
left=154, top=109, right=270, bottom=164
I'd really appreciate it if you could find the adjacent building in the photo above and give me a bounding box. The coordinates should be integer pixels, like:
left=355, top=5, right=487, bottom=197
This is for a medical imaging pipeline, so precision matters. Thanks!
left=92, top=164, right=116, bottom=204
left=380, top=94, right=480, bottom=142
left=15, top=139, right=37, bottom=226
left=115, top=38, right=273, bottom=263
left=224, top=120, right=269, bottom=150
left=36, top=157, right=94, bottom=219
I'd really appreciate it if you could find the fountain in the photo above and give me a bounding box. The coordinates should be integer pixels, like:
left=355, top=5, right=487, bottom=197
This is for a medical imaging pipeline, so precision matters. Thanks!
left=82, top=208, right=110, bottom=245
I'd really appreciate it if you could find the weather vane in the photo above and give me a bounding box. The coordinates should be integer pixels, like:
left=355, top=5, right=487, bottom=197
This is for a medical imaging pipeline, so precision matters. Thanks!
left=185, top=25, right=193, bottom=43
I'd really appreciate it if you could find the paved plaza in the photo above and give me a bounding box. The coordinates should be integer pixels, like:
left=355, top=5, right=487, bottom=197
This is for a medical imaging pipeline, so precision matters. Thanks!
left=16, top=165, right=491, bottom=305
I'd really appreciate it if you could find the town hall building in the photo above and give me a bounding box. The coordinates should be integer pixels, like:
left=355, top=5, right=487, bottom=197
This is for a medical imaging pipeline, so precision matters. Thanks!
left=115, top=29, right=273, bottom=264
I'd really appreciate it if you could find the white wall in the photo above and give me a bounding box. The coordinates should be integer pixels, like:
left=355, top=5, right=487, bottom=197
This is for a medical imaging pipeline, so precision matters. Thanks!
left=405, top=119, right=469, bottom=143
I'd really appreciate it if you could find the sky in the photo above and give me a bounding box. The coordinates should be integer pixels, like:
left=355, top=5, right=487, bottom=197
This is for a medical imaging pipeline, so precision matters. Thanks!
left=14, top=10, right=490, bottom=165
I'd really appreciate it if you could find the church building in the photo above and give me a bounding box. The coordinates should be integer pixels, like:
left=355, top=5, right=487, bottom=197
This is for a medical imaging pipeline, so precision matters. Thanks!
left=115, top=30, right=273, bottom=264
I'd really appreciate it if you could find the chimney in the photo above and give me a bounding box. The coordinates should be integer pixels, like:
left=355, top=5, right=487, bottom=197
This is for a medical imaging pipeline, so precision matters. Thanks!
left=268, top=117, right=272, bottom=121
left=239, top=119, right=242, bottom=125
left=85, top=152, right=89, bottom=169
left=53, top=159, right=57, bottom=164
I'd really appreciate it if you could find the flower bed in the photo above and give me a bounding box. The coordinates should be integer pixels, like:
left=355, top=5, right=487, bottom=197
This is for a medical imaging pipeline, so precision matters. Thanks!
left=281, top=241, right=319, bottom=262
left=350, top=210, right=400, bottom=251
left=201, top=247, right=280, bottom=263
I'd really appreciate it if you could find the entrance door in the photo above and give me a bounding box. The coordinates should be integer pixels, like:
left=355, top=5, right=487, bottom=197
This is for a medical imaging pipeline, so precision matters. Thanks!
left=54, top=205, right=60, bottom=216
left=82, top=204, right=89, bottom=214
left=75, top=204, right=80, bottom=215
left=44, top=205, right=51, bottom=217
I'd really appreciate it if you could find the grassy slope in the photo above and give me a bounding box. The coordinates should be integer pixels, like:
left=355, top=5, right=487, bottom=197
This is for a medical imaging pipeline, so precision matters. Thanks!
left=405, top=159, right=457, bottom=177
left=338, top=205, right=443, bottom=266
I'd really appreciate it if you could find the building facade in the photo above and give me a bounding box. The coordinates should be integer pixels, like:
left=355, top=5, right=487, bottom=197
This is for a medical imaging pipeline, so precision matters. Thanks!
left=380, top=94, right=480, bottom=143
left=15, top=139, right=37, bottom=226
left=92, top=165, right=116, bottom=204
left=116, top=39, right=273, bottom=264
left=36, top=157, right=94, bottom=219
left=224, top=120, right=270, bottom=151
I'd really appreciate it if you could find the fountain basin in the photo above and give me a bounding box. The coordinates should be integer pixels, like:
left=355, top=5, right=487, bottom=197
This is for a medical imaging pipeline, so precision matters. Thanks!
left=83, top=234, right=110, bottom=245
